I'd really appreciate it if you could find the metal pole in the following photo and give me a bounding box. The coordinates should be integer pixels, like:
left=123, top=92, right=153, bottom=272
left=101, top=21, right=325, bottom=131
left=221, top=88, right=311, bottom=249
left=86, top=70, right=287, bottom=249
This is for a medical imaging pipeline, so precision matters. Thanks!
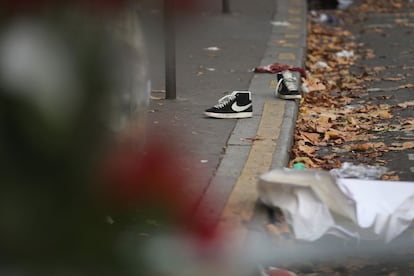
left=222, top=0, right=230, bottom=14
left=164, top=0, right=176, bottom=99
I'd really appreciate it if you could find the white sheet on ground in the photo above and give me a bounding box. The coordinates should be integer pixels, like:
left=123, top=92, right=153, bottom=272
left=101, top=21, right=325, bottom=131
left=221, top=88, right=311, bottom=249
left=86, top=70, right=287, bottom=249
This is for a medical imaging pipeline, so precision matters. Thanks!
left=258, top=168, right=414, bottom=243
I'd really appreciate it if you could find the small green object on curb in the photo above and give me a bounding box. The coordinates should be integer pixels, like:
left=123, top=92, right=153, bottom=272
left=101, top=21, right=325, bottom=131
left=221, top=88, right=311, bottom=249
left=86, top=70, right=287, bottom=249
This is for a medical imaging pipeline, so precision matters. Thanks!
left=292, top=163, right=306, bottom=170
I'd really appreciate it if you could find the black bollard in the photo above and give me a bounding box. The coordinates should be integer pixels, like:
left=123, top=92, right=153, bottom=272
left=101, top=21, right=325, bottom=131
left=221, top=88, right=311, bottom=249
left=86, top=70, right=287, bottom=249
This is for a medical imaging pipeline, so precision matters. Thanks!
left=164, top=0, right=176, bottom=99
left=222, top=0, right=230, bottom=13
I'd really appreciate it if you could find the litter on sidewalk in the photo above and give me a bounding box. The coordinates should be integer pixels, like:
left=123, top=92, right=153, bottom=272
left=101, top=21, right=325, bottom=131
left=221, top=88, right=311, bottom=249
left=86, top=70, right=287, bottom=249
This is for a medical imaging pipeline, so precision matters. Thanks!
left=258, top=166, right=414, bottom=243
left=336, top=50, right=354, bottom=58
left=270, top=21, right=291, bottom=27
left=204, top=46, right=221, bottom=51
left=338, top=0, right=354, bottom=9
left=301, top=76, right=326, bottom=93
left=313, top=61, right=329, bottom=69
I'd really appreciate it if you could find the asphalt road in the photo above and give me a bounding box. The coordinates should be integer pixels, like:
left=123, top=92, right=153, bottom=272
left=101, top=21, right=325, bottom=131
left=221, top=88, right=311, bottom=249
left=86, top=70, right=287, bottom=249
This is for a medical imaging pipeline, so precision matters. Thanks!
left=347, top=7, right=414, bottom=181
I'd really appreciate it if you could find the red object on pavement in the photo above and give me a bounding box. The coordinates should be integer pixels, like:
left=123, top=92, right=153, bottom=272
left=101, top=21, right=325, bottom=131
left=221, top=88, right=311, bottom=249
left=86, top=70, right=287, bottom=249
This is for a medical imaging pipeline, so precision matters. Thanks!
left=254, top=62, right=307, bottom=79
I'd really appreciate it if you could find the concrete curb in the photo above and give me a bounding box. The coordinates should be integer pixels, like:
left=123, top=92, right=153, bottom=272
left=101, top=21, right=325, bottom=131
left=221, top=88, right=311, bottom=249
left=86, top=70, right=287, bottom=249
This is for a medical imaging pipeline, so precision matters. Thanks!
left=270, top=0, right=307, bottom=169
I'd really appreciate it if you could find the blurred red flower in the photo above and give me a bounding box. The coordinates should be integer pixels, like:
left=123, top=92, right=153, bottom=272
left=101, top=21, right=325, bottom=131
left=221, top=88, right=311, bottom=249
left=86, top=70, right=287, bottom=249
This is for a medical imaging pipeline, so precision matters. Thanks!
left=101, top=138, right=222, bottom=248
left=103, top=141, right=189, bottom=210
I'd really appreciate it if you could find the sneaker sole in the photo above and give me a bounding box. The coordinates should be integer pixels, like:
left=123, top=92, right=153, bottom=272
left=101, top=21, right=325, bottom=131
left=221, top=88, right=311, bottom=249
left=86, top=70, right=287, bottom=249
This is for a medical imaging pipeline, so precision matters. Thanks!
left=204, top=111, right=252, bottom=119
left=275, top=78, right=283, bottom=97
left=278, top=94, right=302, bottom=100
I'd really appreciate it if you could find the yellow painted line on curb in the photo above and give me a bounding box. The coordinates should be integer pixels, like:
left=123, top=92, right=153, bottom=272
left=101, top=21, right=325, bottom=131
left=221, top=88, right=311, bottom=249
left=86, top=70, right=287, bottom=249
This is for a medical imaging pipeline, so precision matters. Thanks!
left=278, top=52, right=296, bottom=60
left=289, top=17, right=303, bottom=23
left=280, top=42, right=300, bottom=48
left=285, top=33, right=301, bottom=39
left=288, top=9, right=300, bottom=15
left=288, top=24, right=300, bottom=30
left=217, top=99, right=285, bottom=244
left=269, top=79, right=277, bottom=89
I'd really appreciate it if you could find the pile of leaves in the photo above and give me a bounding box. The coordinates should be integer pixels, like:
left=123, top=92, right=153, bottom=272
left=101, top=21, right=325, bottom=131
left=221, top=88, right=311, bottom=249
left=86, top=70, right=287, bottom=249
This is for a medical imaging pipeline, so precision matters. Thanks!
left=347, top=0, right=411, bottom=13
left=289, top=3, right=414, bottom=179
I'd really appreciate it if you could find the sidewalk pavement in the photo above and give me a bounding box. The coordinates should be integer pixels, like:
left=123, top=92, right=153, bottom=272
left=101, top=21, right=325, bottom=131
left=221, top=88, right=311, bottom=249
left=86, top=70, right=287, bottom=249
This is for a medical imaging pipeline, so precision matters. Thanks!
left=195, top=0, right=307, bottom=244
left=144, top=0, right=307, bottom=243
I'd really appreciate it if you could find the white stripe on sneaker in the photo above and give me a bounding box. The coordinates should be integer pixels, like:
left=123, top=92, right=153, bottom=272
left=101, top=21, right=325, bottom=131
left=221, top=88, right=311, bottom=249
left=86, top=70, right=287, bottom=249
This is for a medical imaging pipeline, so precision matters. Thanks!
left=232, top=102, right=252, bottom=112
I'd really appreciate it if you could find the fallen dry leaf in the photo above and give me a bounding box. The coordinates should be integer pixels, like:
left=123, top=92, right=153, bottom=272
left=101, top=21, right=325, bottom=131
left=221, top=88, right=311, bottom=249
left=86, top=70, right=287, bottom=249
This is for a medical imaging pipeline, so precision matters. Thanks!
left=266, top=223, right=291, bottom=239
left=301, top=132, right=321, bottom=145
left=389, top=141, right=414, bottom=150
left=371, top=109, right=393, bottom=119
left=151, top=89, right=166, bottom=93
left=302, top=78, right=326, bottom=92
left=382, top=174, right=400, bottom=181
left=350, top=142, right=387, bottom=152
left=240, top=136, right=265, bottom=142
left=383, top=76, right=405, bottom=81
left=298, top=143, right=318, bottom=155
left=150, top=95, right=163, bottom=100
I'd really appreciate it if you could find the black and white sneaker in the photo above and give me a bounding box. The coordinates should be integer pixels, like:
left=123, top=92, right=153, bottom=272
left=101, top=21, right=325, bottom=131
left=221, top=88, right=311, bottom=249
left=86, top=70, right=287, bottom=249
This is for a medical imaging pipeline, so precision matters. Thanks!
left=275, top=70, right=302, bottom=100
left=204, top=91, right=253, bottom=119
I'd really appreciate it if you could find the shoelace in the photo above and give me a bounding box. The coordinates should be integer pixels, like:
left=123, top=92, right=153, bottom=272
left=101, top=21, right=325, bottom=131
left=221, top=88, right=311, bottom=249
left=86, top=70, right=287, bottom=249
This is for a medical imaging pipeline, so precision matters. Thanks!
left=282, top=71, right=298, bottom=91
left=214, top=94, right=236, bottom=108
